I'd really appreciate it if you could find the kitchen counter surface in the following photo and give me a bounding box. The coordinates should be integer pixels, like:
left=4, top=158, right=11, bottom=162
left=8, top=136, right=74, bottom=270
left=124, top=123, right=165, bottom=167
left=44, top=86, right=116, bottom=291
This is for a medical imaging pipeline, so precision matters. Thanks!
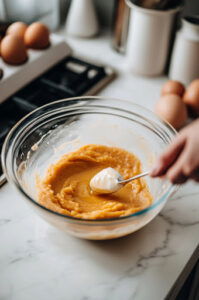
left=1, top=31, right=199, bottom=300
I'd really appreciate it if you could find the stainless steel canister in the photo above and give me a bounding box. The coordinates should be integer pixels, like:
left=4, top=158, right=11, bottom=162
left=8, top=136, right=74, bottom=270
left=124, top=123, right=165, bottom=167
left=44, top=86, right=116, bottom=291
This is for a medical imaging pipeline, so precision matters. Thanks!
left=112, top=0, right=130, bottom=53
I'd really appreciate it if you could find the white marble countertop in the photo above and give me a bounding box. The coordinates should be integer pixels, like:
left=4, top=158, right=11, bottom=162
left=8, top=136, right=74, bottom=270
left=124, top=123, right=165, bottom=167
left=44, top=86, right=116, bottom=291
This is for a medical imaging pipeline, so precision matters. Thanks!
left=1, top=31, right=199, bottom=300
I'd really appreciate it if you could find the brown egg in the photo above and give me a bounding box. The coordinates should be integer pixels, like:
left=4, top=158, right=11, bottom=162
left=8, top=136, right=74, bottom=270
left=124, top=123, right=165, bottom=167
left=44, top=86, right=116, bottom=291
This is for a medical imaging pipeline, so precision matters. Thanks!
left=155, top=94, right=187, bottom=129
left=24, top=22, right=50, bottom=49
left=183, top=79, right=199, bottom=115
left=161, top=80, right=185, bottom=97
left=6, top=22, right=28, bottom=40
left=1, top=35, right=28, bottom=65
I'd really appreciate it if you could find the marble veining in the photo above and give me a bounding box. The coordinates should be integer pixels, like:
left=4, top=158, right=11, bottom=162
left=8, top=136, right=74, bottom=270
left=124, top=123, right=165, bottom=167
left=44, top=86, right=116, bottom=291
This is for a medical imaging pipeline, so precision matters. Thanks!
left=2, top=183, right=199, bottom=300
left=0, top=218, right=11, bottom=226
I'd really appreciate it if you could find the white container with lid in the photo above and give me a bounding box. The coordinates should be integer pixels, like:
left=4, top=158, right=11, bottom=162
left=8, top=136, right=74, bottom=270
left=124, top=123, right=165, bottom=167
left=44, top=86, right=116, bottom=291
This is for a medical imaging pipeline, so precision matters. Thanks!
left=169, top=16, right=199, bottom=85
left=125, top=0, right=182, bottom=76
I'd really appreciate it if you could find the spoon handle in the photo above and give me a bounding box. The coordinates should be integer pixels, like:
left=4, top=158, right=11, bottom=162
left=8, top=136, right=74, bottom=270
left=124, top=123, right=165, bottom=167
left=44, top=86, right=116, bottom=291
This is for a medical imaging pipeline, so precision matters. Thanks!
left=119, top=171, right=149, bottom=184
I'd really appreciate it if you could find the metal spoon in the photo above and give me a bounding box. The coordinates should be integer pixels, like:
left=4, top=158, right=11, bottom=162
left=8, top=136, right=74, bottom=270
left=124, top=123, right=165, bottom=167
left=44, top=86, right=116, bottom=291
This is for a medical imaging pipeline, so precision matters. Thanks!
left=118, top=171, right=149, bottom=184
left=90, top=168, right=150, bottom=194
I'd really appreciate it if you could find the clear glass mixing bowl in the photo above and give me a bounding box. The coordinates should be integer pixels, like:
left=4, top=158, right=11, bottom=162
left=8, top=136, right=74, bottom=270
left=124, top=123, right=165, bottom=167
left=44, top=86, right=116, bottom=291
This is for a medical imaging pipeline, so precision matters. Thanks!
left=2, top=96, right=177, bottom=240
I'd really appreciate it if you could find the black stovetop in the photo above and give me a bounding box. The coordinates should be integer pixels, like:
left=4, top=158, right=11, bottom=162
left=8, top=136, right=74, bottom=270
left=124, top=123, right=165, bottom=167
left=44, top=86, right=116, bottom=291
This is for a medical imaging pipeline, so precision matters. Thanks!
left=0, top=55, right=113, bottom=182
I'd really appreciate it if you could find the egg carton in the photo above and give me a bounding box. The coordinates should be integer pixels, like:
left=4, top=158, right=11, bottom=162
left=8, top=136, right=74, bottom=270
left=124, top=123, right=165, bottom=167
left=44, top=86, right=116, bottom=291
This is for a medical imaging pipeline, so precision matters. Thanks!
left=0, top=34, right=72, bottom=104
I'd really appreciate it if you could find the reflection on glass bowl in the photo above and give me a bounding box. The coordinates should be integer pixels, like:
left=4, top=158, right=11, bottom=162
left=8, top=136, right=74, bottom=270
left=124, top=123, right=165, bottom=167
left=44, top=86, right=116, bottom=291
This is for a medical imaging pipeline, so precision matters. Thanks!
left=2, top=96, right=177, bottom=240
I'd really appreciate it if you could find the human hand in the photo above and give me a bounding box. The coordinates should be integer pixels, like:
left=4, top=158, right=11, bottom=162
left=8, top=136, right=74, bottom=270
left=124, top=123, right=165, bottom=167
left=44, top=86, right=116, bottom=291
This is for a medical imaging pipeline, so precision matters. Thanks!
left=150, top=119, right=199, bottom=184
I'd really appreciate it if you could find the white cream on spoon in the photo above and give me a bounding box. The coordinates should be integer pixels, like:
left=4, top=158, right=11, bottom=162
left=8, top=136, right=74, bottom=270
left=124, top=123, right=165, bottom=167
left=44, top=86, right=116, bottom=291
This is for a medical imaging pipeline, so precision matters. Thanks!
left=90, top=167, right=149, bottom=194
left=90, top=167, right=123, bottom=194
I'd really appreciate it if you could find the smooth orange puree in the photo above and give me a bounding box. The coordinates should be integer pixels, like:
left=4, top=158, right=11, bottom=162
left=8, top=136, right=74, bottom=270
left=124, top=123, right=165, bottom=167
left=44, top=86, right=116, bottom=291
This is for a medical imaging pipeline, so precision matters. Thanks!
left=37, top=144, right=153, bottom=219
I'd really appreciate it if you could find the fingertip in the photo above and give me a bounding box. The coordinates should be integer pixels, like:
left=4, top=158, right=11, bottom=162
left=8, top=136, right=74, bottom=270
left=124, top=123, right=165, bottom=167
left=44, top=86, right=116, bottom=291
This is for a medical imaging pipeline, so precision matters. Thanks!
left=150, top=159, right=167, bottom=177
left=150, top=165, right=162, bottom=177
left=167, top=168, right=177, bottom=183
left=167, top=169, right=187, bottom=184
left=150, top=169, right=157, bottom=177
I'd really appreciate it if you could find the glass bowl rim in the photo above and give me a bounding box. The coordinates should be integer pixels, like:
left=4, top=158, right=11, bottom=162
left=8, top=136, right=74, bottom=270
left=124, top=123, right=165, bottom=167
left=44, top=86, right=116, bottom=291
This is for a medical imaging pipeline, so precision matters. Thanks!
left=2, top=96, right=178, bottom=223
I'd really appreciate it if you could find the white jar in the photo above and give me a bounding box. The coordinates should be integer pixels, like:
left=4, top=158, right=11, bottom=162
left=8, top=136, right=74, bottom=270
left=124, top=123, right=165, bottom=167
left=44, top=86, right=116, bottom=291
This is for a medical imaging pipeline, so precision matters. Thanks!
left=66, top=0, right=99, bottom=38
left=169, top=16, right=199, bottom=85
left=125, top=0, right=182, bottom=76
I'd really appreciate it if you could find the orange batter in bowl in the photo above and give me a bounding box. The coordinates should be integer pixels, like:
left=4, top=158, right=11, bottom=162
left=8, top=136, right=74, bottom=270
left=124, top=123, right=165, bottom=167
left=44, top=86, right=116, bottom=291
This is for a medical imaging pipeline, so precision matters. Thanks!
left=37, top=144, right=153, bottom=219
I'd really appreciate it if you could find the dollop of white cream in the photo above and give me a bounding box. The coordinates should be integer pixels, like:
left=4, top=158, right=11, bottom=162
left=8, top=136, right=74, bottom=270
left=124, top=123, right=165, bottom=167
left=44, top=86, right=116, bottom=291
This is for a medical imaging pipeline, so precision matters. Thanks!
left=90, top=167, right=123, bottom=194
